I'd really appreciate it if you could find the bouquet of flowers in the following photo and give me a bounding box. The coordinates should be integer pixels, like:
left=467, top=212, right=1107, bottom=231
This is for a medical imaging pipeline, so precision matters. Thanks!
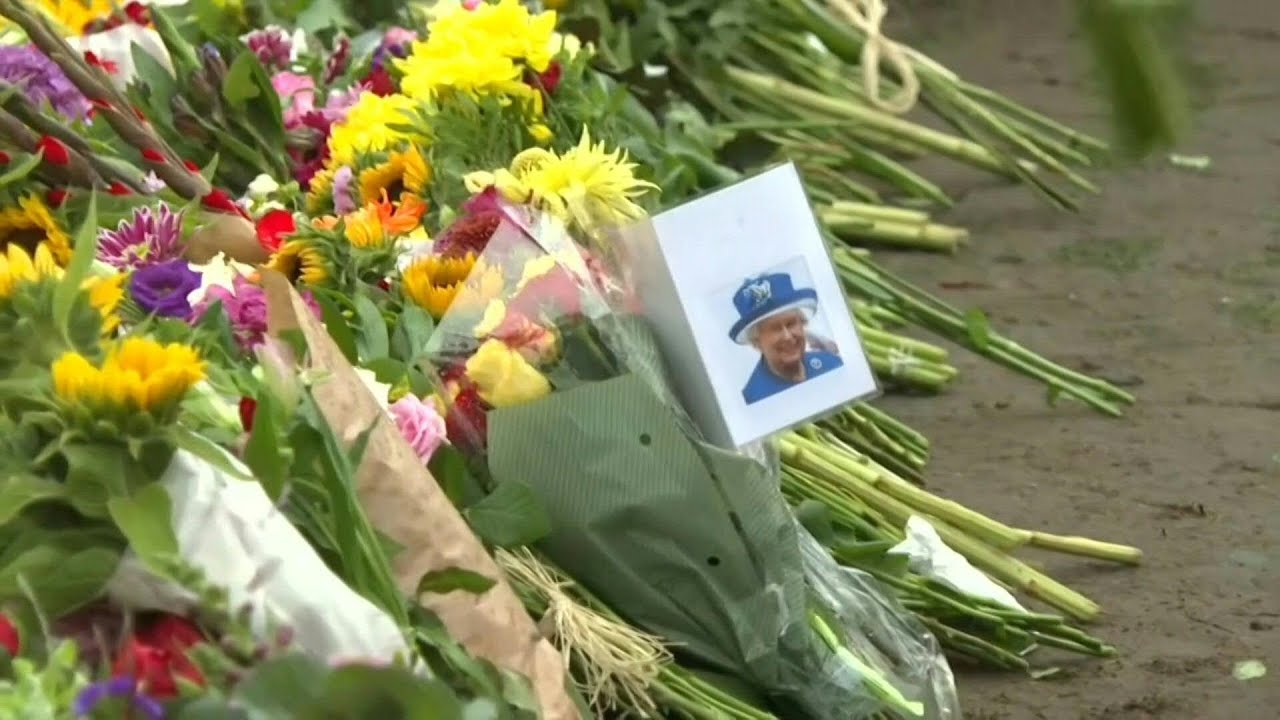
left=418, top=196, right=959, bottom=719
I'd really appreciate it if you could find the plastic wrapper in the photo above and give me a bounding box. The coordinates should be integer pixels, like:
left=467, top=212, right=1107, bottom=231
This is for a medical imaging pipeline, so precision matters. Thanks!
left=423, top=207, right=959, bottom=719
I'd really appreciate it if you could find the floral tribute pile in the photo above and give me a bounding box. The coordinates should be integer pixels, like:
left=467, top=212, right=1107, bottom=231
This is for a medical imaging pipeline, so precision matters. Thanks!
left=0, top=0, right=1143, bottom=719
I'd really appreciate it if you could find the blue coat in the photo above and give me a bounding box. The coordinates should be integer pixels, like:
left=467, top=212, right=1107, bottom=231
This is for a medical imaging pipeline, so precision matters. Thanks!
left=741, top=350, right=843, bottom=405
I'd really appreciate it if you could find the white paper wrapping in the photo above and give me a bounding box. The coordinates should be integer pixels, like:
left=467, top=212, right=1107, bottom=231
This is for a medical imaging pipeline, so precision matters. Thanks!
left=890, top=516, right=1026, bottom=611
left=105, top=449, right=410, bottom=664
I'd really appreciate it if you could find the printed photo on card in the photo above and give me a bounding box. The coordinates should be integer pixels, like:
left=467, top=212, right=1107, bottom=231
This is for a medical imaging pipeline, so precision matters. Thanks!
left=614, top=163, right=879, bottom=448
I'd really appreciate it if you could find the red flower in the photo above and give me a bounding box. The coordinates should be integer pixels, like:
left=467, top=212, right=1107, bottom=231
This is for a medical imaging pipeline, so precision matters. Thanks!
left=433, top=211, right=501, bottom=259
left=46, top=188, right=70, bottom=207
left=141, top=148, right=166, bottom=163
left=0, top=150, right=9, bottom=165
left=0, top=614, right=19, bottom=657
left=111, top=615, right=206, bottom=700
left=445, top=386, right=488, bottom=452
left=182, top=159, right=201, bottom=173
left=239, top=397, right=257, bottom=433
left=364, top=66, right=397, bottom=96
left=537, top=61, right=562, bottom=94
left=123, top=1, right=150, bottom=25
left=35, top=136, right=70, bottom=166
left=108, top=181, right=131, bottom=196
left=201, top=189, right=247, bottom=218
left=255, top=209, right=295, bottom=253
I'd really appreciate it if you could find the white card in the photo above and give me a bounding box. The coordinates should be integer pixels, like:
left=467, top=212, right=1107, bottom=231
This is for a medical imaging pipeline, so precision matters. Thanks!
left=616, top=163, right=879, bottom=448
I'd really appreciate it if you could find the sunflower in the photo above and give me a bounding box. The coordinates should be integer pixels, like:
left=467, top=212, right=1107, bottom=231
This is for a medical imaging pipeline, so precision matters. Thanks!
left=0, top=195, right=73, bottom=267
left=82, top=273, right=126, bottom=335
left=268, top=238, right=330, bottom=286
left=0, top=243, right=61, bottom=300
left=52, top=337, right=205, bottom=415
left=343, top=192, right=427, bottom=249
left=401, top=254, right=476, bottom=319
left=358, top=146, right=432, bottom=205
left=306, top=165, right=339, bottom=213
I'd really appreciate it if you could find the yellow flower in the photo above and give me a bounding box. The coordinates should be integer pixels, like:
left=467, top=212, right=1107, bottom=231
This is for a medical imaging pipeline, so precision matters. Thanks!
left=464, top=338, right=551, bottom=408
left=343, top=192, right=428, bottom=249
left=396, top=0, right=558, bottom=103
left=7, top=0, right=114, bottom=35
left=0, top=195, right=73, bottom=267
left=358, top=146, right=432, bottom=205
left=451, top=258, right=506, bottom=312
left=0, top=243, right=61, bottom=300
left=327, top=93, right=416, bottom=167
left=82, top=273, right=126, bottom=335
left=465, top=129, right=656, bottom=232
left=268, top=239, right=330, bottom=286
left=528, top=123, right=554, bottom=145
left=52, top=338, right=205, bottom=414
left=306, top=166, right=339, bottom=213
left=401, top=254, right=476, bottom=319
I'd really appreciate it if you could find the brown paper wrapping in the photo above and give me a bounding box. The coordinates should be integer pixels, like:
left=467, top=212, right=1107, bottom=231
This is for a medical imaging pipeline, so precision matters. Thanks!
left=184, top=213, right=270, bottom=265
left=261, top=271, right=579, bottom=720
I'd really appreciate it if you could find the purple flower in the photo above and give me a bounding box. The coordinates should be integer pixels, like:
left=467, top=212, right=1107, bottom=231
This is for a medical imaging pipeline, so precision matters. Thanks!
left=130, top=260, right=201, bottom=319
left=332, top=166, right=356, bottom=214
left=98, top=205, right=186, bottom=270
left=0, top=45, right=90, bottom=120
left=243, top=26, right=294, bottom=71
left=73, top=676, right=165, bottom=720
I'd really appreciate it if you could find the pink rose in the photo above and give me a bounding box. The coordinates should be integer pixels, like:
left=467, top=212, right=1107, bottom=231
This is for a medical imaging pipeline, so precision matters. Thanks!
left=271, top=72, right=316, bottom=129
left=389, top=395, right=448, bottom=464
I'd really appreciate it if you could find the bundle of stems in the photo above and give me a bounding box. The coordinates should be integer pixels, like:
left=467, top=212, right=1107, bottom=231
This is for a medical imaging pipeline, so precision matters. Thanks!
left=816, top=405, right=931, bottom=483
left=819, top=200, right=969, bottom=253
left=779, top=428, right=1142, bottom=624
left=834, top=248, right=1137, bottom=416
left=496, top=548, right=778, bottom=720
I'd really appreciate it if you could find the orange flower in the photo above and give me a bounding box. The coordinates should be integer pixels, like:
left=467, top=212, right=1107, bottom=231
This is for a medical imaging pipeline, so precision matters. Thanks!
left=343, top=192, right=427, bottom=248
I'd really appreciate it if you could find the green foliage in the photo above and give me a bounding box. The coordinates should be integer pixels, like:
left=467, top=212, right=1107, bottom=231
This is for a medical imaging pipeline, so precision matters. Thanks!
left=0, top=641, right=90, bottom=718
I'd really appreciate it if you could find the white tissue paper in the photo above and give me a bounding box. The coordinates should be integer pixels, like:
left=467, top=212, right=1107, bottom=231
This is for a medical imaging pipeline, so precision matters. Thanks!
left=105, top=449, right=409, bottom=664
left=889, top=515, right=1025, bottom=611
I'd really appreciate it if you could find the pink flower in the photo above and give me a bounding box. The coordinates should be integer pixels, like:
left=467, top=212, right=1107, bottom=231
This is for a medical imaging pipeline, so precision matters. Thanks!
left=389, top=394, right=448, bottom=464
left=332, top=166, right=356, bottom=214
left=271, top=72, right=316, bottom=129
left=194, top=276, right=321, bottom=353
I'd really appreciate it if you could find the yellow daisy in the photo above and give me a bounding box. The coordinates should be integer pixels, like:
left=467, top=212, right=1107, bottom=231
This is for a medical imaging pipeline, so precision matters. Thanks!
left=0, top=195, right=73, bottom=267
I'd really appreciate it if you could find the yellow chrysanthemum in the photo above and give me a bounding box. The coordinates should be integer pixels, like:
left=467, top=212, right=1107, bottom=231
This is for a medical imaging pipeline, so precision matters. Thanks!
left=327, top=93, right=416, bottom=167
left=396, top=0, right=557, bottom=103
left=52, top=338, right=205, bottom=414
left=401, top=254, right=476, bottom=319
left=0, top=195, right=73, bottom=267
left=0, top=243, right=61, bottom=300
left=82, top=273, right=126, bottom=335
left=358, top=146, right=432, bottom=205
left=268, top=239, right=330, bottom=286
left=464, top=129, right=657, bottom=231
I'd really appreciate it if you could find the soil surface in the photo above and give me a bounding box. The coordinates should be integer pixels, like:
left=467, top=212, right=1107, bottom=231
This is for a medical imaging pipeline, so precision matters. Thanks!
left=870, top=1, right=1280, bottom=718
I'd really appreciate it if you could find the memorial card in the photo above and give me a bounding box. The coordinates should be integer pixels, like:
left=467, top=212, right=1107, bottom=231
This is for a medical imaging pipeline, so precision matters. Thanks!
left=616, top=163, right=879, bottom=448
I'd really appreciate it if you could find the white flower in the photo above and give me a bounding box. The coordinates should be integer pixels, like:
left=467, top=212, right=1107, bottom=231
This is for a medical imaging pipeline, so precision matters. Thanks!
left=247, top=174, right=281, bottom=200
left=142, top=171, right=167, bottom=193
left=186, top=252, right=255, bottom=306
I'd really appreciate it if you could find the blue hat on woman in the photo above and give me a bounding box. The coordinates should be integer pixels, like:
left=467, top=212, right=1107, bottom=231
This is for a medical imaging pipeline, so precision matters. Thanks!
left=728, top=272, right=818, bottom=344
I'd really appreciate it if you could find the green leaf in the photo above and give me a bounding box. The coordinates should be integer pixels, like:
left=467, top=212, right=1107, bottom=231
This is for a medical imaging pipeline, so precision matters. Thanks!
left=244, top=392, right=288, bottom=499
left=129, top=43, right=178, bottom=126
left=231, top=653, right=329, bottom=716
left=222, top=50, right=263, bottom=106
left=0, top=545, right=122, bottom=618
left=106, top=484, right=178, bottom=571
left=0, top=476, right=65, bottom=526
left=390, top=304, right=435, bottom=362
left=416, top=567, right=497, bottom=597
left=310, top=664, right=464, bottom=720
left=313, top=293, right=358, bottom=364
left=173, top=427, right=253, bottom=481
left=0, top=151, right=44, bottom=189
left=352, top=293, right=389, bottom=361
left=295, top=0, right=354, bottom=34
left=363, top=357, right=406, bottom=386
left=429, top=445, right=485, bottom=509
left=53, top=193, right=98, bottom=336
left=464, top=482, right=550, bottom=548
left=963, top=308, right=991, bottom=351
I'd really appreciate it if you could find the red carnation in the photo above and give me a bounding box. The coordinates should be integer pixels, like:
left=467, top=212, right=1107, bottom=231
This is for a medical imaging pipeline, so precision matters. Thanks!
left=433, top=211, right=501, bottom=259
left=255, top=209, right=296, bottom=253
left=239, top=397, right=257, bottom=433
left=111, top=614, right=206, bottom=700
left=364, top=66, right=397, bottom=96
left=35, top=136, right=70, bottom=166
left=0, top=614, right=19, bottom=657
left=445, top=387, right=488, bottom=453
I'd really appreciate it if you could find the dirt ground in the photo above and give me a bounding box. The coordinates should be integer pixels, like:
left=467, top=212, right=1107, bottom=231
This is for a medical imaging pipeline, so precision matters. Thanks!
left=869, top=1, right=1280, bottom=718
